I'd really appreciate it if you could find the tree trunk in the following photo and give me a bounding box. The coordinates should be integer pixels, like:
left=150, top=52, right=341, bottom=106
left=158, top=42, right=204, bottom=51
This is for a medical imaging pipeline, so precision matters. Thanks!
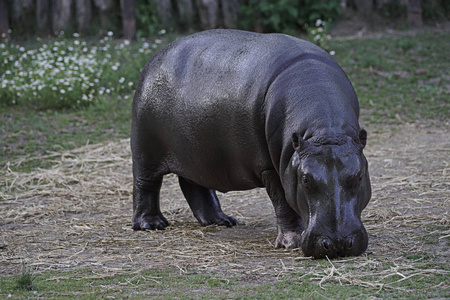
left=221, top=0, right=239, bottom=28
left=94, top=0, right=114, bottom=31
left=53, top=0, right=73, bottom=33
left=120, top=0, right=136, bottom=40
left=75, top=0, right=92, bottom=33
left=195, top=0, right=219, bottom=29
left=12, top=0, right=33, bottom=22
left=407, top=0, right=422, bottom=28
left=11, top=0, right=34, bottom=33
left=36, top=0, right=50, bottom=35
left=176, top=0, right=195, bottom=28
left=0, top=0, right=9, bottom=37
left=154, top=0, right=173, bottom=25
left=12, top=0, right=21, bottom=23
left=352, top=0, right=374, bottom=27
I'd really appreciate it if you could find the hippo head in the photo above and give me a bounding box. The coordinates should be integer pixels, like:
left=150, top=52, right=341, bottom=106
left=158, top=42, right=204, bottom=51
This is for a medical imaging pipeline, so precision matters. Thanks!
left=284, top=130, right=371, bottom=259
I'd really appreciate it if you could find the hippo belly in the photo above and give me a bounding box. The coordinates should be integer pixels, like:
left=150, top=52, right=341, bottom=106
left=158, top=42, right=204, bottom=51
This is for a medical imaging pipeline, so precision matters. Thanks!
left=149, top=93, right=268, bottom=192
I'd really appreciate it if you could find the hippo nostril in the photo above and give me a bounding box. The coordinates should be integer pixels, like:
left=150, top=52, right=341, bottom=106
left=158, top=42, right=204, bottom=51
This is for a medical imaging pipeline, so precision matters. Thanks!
left=322, top=238, right=331, bottom=251
left=346, top=236, right=354, bottom=249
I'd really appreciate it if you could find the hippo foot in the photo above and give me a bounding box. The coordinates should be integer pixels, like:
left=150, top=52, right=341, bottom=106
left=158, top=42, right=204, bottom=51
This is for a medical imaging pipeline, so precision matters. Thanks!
left=196, top=213, right=238, bottom=228
left=275, top=226, right=303, bottom=249
left=132, top=214, right=169, bottom=231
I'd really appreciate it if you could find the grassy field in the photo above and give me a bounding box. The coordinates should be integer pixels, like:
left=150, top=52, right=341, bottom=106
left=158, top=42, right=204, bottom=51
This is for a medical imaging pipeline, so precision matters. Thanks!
left=1, top=256, right=448, bottom=299
left=1, top=30, right=448, bottom=170
left=1, top=30, right=449, bottom=299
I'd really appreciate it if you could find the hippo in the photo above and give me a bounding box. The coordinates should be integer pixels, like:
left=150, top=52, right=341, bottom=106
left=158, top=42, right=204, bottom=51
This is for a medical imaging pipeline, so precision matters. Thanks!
left=131, top=29, right=371, bottom=259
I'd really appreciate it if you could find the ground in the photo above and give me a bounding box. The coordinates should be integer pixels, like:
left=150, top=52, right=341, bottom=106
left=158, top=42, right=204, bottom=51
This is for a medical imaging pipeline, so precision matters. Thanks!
left=0, top=20, right=449, bottom=296
left=1, top=120, right=448, bottom=296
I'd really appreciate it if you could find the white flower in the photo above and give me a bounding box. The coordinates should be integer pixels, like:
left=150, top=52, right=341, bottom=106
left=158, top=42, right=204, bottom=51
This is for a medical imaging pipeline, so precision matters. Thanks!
left=111, top=65, right=118, bottom=71
left=19, top=47, right=25, bottom=52
left=315, top=19, right=323, bottom=27
left=158, top=29, right=166, bottom=35
left=128, top=82, right=133, bottom=87
left=329, top=50, right=336, bottom=56
left=119, top=77, right=125, bottom=83
left=155, top=39, right=162, bottom=44
left=107, top=31, right=113, bottom=36
left=73, top=33, right=80, bottom=38
left=314, top=35, right=321, bottom=41
left=60, top=89, right=66, bottom=94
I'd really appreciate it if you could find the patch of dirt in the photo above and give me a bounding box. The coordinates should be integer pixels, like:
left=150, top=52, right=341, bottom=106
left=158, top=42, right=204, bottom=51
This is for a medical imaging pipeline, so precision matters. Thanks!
left=1, top=121, right=449, bottom=286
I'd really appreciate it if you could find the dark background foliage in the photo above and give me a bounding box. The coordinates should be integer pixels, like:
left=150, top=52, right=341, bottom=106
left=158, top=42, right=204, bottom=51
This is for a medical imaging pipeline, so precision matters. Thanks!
left=0, top=0, right=449, bottom=39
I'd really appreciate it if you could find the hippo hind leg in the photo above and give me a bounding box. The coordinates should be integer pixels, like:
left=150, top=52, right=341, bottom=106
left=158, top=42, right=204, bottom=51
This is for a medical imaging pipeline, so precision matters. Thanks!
left=178, top=176, right=238, bottom=227
left=132, top=172, right=169, bottom=231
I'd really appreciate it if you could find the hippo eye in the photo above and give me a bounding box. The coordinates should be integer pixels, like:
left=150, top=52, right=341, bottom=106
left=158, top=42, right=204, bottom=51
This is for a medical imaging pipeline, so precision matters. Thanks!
left=301, top=174, right=312, bottom=188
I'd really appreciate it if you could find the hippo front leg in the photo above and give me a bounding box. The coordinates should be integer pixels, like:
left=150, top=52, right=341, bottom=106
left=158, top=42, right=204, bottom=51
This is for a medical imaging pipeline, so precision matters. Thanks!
left=262, top=170, right=305, bottom=249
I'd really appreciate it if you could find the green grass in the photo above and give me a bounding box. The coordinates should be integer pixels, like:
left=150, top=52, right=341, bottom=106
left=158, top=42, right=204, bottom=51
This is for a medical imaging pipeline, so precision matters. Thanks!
left=1, top=31, right=448, bottom=171
left=0, top=97, right=132, bottom=171
left=14, top=263, right=36, bottom=292
left=1, top=31, right=449, bottom=172
left=331, top=32, right=449, bottom=123
left=1, top=253, right=448, bottom=299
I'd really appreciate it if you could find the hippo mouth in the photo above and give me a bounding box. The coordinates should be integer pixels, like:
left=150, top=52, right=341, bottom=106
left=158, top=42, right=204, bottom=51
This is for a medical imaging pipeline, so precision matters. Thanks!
left=301, top=227, right=368, bottom=259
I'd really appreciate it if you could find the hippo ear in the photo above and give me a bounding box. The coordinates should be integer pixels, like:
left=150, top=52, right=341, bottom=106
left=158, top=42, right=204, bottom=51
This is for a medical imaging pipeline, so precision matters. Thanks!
left=292, top=133, right=306, bottom=152
left=359, top=129, right=367, bottom=148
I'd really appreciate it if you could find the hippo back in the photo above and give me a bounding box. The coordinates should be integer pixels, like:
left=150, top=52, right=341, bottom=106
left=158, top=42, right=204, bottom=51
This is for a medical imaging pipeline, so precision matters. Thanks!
left=132, top=29, right=359, bottom=192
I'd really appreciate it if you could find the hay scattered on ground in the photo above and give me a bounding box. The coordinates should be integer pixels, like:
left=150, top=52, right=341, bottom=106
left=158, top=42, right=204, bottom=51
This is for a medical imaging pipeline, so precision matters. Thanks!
left=1, top=122, right=449, bottom=292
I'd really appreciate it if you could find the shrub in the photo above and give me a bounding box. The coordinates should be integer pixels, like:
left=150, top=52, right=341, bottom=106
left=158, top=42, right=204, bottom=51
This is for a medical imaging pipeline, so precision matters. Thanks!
left=15, top=263, right=36, bottom=291
left=239, top=0, right=342, bottom=34
left=305, top=19, right=334, bottom=53
left=136, top=0, right=164, bottom=38
left=0, top=31, right=165, bottom=109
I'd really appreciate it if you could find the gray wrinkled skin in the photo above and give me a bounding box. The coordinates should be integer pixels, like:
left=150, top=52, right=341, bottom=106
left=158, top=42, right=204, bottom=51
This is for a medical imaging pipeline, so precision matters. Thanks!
left=131, top=29, right=371, bottom=259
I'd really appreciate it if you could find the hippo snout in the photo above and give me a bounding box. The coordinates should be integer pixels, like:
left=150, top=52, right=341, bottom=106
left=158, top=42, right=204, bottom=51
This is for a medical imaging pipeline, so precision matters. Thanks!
left=302, top=228, right=368, bottom=259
